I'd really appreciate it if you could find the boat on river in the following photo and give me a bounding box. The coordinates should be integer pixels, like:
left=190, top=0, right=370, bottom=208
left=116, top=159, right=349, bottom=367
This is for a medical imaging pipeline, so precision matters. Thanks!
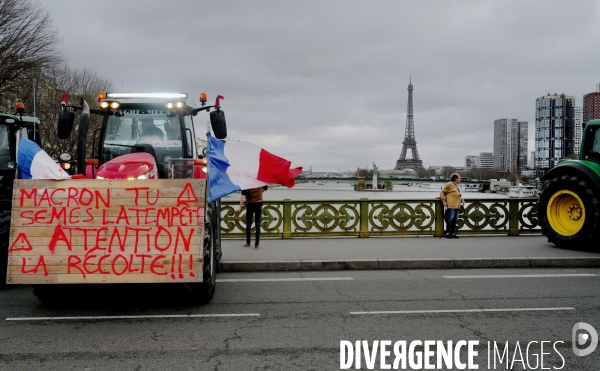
left=508, top=185, right=538, bottom=198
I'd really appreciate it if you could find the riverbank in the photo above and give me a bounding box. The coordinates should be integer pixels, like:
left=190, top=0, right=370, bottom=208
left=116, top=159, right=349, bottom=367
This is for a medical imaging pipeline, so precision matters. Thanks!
left=222, top=182, right=511, bottom=202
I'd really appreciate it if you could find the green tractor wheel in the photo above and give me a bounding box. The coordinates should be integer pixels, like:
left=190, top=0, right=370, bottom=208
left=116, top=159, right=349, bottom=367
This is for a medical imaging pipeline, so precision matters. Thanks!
left=538, top=175, right=600, bottom=249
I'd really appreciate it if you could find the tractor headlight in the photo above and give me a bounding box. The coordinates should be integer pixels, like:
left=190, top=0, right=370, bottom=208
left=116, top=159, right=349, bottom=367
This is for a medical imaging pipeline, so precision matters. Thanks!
left=7, top=161, right=16, bottom=169
left=110, top=101, right=120, bottom=109
left=137, top=173, right=149, bottom=179
left=59, top=152, right=72, bottom=162
left=96, top=175, right=105, bottom=179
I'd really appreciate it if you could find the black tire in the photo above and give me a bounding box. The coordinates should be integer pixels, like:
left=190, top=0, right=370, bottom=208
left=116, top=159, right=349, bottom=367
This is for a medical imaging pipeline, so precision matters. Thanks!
left=213, top=199, right=222, bottom=271
left=32, top=285, right=66, bottom=304
left=186, top=202, right=217, bottom=304
left=0, top=210, right=10, bottom=288
left=538, top=174, right=600, bottom=249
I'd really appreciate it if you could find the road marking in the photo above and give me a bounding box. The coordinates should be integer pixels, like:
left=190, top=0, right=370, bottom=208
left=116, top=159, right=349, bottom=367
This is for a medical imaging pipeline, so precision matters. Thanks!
left=216, top=277, right=354, bottom=282
left=443, top=274, right=599, bottom=279
left=5, top=313, right=260, bottom=321
left=350, top=307, right=576, bottom=315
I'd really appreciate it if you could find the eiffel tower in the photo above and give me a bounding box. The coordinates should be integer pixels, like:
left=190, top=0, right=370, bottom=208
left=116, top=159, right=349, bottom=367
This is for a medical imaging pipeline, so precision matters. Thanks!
left=395, top=76, right=423, bottom=170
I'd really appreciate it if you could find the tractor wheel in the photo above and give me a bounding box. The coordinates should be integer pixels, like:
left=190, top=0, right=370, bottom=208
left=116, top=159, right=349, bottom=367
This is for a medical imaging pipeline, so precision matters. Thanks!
left=32, top=285, right=66, bottom=304
left=186, top=203, right=217, bottom=304
left=538, top=174, right=600, bottom=249
left=213, top=199, right=222, bottom=272
left=0, top=210, right=11, bottom=288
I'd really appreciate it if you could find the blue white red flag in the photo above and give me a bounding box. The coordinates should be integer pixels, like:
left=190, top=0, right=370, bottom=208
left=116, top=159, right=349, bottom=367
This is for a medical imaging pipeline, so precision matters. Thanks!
left=17, top=137, right=71, bottom=180
left=206, top=133, right=302, bottom=202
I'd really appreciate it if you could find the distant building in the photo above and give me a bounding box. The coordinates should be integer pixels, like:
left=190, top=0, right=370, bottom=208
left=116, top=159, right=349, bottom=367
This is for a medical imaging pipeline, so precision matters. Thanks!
left=494, top=119, right=528, bottom=172
left=477, top=152, right=493, bottom=169
left=583, top=84, right=600, bottom=127
left=465, top=155, right=478, bottom=169
left=574, top=107, right=583, bottom=155
left=521, top=169, right=536, bottom=179
left=535, top=93, right=576, bottom=175
left=529, top=151, right=535, bottom=169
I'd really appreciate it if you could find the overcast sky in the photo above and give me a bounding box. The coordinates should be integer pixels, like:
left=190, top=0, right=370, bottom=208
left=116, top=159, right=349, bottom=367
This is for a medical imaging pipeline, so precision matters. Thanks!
left=41, top=0, right=600, bottom=172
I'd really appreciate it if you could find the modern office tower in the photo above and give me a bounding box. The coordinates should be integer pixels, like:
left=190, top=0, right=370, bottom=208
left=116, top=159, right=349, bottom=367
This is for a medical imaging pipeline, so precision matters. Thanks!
left=493, top=118, right=528, bottom=172
left=583, top=84, right=600, bottom=128
left=574, top=107, right=583, bottom=155
left=477, top=152, right=494, bottom=169
left=465, top=155, right=478, bottom=169
left=534, top=93, right=576, bottom=175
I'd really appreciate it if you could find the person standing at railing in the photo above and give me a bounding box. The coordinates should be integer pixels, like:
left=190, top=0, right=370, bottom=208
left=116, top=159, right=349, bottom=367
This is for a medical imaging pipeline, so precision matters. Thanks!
left=237, top=186, right=268, bottom=249
left=440, top=173, right=465, bottom=239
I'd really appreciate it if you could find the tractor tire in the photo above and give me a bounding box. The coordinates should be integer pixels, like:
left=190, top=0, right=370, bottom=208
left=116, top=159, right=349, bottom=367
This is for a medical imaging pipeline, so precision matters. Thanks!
left=0, top=210, right=10, bottom=288
left=213, top=199, right=222, bottom=272
left=32, top=285, right=67, bottom=304
left=538, top=174, right=600, bottom=249
left=186, top=202, right=218, bottom=304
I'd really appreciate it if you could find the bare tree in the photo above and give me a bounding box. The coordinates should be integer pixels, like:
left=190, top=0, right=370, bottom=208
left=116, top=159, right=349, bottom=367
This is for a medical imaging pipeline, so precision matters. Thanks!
left=417, top=167, right=435, bottom=178
left=441, top=166, right=455, bottom=179
left=0, top=0, right=62, bottom=104
left=36, top=66, right=114, bottom=159
left=8, top=64, right=113, bottom=159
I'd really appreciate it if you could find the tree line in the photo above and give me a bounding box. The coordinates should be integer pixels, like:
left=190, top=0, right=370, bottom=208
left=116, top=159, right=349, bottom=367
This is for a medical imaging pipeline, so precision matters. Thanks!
left=356, top=165, right=531, bottom=183
left=0, top=0, right=113, bottom=159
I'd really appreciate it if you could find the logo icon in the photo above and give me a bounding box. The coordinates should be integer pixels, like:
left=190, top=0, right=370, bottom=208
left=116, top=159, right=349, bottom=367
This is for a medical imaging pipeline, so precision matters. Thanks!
left=572, top=322, right=598, bottom=357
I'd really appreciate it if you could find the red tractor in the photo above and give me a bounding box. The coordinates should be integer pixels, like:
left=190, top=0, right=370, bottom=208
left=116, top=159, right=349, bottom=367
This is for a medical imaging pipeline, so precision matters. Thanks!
left=22, top=92, right=227, bottom=303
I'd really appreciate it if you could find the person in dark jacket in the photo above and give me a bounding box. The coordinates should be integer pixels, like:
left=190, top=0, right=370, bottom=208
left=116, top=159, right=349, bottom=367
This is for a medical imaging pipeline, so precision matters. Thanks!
left=237, top=185, right=268, bottom=249
left=139, top=118, right=164, bottom=141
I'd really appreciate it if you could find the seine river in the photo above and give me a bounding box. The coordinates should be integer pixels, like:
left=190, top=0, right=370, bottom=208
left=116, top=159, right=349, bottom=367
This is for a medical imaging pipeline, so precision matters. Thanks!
left=221, top=181, right=510, bottom=202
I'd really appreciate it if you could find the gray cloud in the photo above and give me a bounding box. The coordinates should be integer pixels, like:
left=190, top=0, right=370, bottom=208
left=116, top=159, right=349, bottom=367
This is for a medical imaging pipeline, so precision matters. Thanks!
left=43, top=0, right=600, bottom=172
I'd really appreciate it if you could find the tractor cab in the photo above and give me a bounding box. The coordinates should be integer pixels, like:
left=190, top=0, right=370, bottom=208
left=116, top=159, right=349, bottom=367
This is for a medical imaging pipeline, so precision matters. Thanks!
left=580, top=120, right=600, bottom=164
left=58, top=92, right=225, bottom=180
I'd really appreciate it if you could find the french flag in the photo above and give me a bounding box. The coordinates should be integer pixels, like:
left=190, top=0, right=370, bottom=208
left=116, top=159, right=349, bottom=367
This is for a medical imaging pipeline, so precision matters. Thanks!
left=206, top=133, right=302, bottom=202
left=17, top=137, right=71, bottom=180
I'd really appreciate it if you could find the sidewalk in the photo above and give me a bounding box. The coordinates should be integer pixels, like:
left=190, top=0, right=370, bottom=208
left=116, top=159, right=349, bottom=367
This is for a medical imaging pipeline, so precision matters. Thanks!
left=220, top=235, right=600, bottom=271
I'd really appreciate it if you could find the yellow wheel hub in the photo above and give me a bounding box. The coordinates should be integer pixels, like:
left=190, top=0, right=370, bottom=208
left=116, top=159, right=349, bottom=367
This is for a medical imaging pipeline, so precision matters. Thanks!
left=547, top=190, right=586, bottom=236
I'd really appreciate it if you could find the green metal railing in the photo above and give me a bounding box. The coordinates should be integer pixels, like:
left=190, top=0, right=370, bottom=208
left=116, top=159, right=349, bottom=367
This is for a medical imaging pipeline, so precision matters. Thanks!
left=220, top=197, right=540, bottom=238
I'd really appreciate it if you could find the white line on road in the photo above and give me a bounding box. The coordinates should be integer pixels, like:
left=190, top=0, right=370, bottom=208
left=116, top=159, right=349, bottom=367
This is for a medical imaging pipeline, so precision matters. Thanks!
left=350, top=307, right=576, bottom=315
left=5, top=313, right=260, bottom=321
left=216, top=277, right=354, bottom=282
left=443, top=274, right=599, bottom=279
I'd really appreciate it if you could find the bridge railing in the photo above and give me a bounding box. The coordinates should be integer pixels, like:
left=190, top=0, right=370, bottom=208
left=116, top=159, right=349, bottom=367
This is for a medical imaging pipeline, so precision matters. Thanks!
left=220, top=197, right=540, bottom=238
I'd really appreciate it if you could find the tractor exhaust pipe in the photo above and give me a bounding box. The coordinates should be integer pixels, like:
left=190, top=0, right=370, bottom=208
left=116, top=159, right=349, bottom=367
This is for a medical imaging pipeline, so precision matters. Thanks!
left=77, top=98, right=90, bottom=175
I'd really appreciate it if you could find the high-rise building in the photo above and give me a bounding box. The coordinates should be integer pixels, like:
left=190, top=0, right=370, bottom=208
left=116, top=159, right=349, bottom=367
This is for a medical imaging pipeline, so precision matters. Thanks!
left=529, top=151, right=535, bottom=169
left=494, top=118, right=528, bottom=172
left=583, top=84, right=600, bottom=128
left=574, top=107, right=583, bottom=155
left=465, top=155, right=478, bottom=169
left=583, top=91, right=600, bottom=125
left=477, top=152, right=493, bottom=169
left=535, top=93, right=576, bottom=174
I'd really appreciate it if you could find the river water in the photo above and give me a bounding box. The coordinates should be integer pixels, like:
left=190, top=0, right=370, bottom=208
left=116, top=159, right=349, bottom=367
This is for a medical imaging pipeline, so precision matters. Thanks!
left=221, top=181, right=510, bottom=202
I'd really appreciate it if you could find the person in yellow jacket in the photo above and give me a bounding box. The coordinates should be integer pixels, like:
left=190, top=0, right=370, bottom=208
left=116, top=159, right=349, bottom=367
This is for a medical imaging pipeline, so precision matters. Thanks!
left=440, top=173, right=465, bottom=239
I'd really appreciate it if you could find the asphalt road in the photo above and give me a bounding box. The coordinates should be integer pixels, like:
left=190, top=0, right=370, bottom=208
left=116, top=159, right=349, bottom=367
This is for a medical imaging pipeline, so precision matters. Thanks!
left=1, top=267, right=600, bottom=370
